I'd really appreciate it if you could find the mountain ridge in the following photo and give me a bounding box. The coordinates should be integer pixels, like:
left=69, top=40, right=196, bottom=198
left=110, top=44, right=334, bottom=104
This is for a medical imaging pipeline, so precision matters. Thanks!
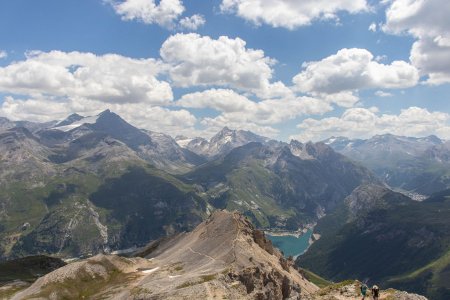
left=5, top=210, right=428, bottom=300
left=323, top=134, right=450, bottom=195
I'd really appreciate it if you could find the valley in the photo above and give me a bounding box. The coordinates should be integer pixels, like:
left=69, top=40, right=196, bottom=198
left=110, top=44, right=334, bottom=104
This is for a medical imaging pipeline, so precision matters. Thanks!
left=0, top=110, right=449, bottom=299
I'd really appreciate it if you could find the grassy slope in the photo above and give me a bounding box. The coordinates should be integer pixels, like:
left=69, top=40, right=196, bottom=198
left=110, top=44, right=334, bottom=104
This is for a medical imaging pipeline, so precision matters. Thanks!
left=225, top=161, right=296, bottom=227
left=298, top=268, right=332, bottom=288
left=1, top=159, right=206, bottom=259
left=180, top=143, right=301, bottom=228
left=298, top=189, right=450, bottom=300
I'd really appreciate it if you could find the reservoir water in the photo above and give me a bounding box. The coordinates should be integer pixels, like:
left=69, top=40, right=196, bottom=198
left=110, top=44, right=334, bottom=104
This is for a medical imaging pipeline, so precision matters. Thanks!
left=266, top=229, right=313, bottom=258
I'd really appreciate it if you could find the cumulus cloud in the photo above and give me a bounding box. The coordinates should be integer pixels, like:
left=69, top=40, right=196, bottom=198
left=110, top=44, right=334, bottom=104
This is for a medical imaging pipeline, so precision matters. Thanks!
left=317, top=91, right=360, bottom=108
left=0, top=96, right=77, bottom=122
left=178, top=89, right=254, bottom=113
left=0, top=50, right=172, bottom=105
left=179, top=14, right=205, bottom=31
left=410, top=36, right=450, bottom=85
left=0, top=50, right=7, bottom=59
left=383, top=0, right=450, bottom=84
left=0, top=50, right=202, bottom=136
left=160, top=33, right=290, bottom=98
left=177, top=88, right=331, bottom=131
left=292, top=48, right=419, bottom=96
left=108, top=0, right=184, bottom=28
left=368, top=22, right=377, bottom=32
left=220, top=0, right=369, bottom=29
left=291, top=106, right=450, bottom=142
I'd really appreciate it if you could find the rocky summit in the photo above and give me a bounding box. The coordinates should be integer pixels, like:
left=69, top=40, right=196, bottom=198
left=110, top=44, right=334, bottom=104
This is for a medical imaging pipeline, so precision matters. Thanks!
left=6, top=211, right=427, bottom=300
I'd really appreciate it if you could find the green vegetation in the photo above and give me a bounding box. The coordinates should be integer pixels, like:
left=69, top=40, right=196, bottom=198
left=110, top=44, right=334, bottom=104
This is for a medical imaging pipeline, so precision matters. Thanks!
left=90, top=166, right=206, bottom=249
left=0, top=255, right=65, bottom=283
left=316, top=280, right=354, bottom=296
left=1, top=162, right=208, bottom=259
left=200, top=274, right=216, bottom=282
left=299, top=268, right=331, bottom=288
left=174, top=265, right=183, bottom=271
left=176, top=273, right=217, bottom=289
left=182, top=142, right=373, bottom=230
left=0, top=283, right=30, bottom=299
left=27, top=266, right=138, bottom=299
left=298, top=189, right=450, bottom=300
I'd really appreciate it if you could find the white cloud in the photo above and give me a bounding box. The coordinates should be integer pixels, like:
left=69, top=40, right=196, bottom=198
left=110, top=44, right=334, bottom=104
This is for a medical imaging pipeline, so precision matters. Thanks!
left=0, top=95, right=198, bottom=137
left=160, top=33, right=290, bottom=98
left=220, top=0, right=369, bottom=30
left=178, top=88, right=254, bottom=113
left=383, top=0, right=450, bottom=38
left=179, top=14, right=205, bottom=31
left=0, top=50, right=202, bottom=136
left=177, top=88, right=332, bottom=128
left=108, top=0, right=184, bottom=28
left=410, top=36, right=450, bottom=85
left=375, top=90, right=393, bottom=97
left=0, top=96, right=76, bottom=122
left=317, top=91, right=360, bottom=108
left=383, top=0, right=450, bottom=84
left=368, top=22, right=377, bottom=32
left=292, top=48, right=419, bottom=95
left=291, top=106, right=450, bottom=142
left=0, top=50, right=172, bottom=105
left=200, top=117, right=279, bottom=138
left=0, top=50, right=7, bottom=59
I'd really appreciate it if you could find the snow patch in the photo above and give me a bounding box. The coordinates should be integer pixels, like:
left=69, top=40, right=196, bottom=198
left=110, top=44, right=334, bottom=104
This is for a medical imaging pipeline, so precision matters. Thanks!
left=53, top=115, right=99, bottom=132
left=141, top=267, right=160, bottom=274
left=176, top=138, right=193, bottom=148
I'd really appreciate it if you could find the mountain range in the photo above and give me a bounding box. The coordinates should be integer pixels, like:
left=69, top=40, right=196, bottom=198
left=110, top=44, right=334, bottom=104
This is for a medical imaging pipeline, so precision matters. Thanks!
left=0, top=110, right=378, bottom=261
left=1, top=110, right=449, bottom=299
left=323, top=134, right=450, bottom=195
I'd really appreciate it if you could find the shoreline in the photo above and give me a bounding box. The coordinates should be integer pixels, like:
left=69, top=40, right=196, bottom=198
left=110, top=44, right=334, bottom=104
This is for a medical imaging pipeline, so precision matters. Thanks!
left=265, top=226, right=320, bottom=258
left=264, top=223, right=316, bottom=238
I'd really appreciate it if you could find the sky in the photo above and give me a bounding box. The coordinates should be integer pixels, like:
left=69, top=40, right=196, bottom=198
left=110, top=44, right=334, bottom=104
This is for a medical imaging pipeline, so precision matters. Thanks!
left=0, top=0, right=449, bottom=141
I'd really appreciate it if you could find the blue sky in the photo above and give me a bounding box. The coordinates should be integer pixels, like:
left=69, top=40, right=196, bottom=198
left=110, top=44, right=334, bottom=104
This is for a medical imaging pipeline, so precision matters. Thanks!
left=0, top=0, right=449, bottom=141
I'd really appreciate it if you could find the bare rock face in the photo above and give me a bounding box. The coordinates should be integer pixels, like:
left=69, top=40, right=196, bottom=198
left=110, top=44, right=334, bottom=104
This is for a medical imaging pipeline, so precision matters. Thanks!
left=227, top=266, right=300, bottom=300
left=253, top=229, right=275, bottom=255
left=390, top=290, right=428, bottom=300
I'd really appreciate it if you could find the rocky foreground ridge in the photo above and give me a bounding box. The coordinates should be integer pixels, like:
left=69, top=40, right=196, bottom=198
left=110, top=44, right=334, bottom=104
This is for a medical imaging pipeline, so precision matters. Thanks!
left=4, top=211, right=427, bottom=299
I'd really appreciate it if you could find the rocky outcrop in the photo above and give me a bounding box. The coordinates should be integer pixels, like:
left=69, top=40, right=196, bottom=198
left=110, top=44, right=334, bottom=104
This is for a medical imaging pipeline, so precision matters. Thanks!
left=304, top=281, right=428, bottom=300
left=6, top=211, right=429, bottom=300
left=10, top=210, right=318, bottom=299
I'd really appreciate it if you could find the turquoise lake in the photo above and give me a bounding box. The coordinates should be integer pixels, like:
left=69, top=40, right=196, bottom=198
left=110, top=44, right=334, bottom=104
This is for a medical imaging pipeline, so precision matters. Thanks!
left=266, top=229, right=313, bottom=257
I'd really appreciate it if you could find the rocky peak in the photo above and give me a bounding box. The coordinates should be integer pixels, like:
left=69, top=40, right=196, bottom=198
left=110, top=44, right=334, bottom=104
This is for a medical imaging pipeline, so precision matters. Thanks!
left=12, top=210, right=319, bottom=299
left=344, top=184, right=412, bottom=220
left=87, top=110, right=153, bottom=150
left=289, top=140, right=315, bottom=160
left=209, top=126, right=235, bottom=144
left=55, top=113, right=84, bottom=127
